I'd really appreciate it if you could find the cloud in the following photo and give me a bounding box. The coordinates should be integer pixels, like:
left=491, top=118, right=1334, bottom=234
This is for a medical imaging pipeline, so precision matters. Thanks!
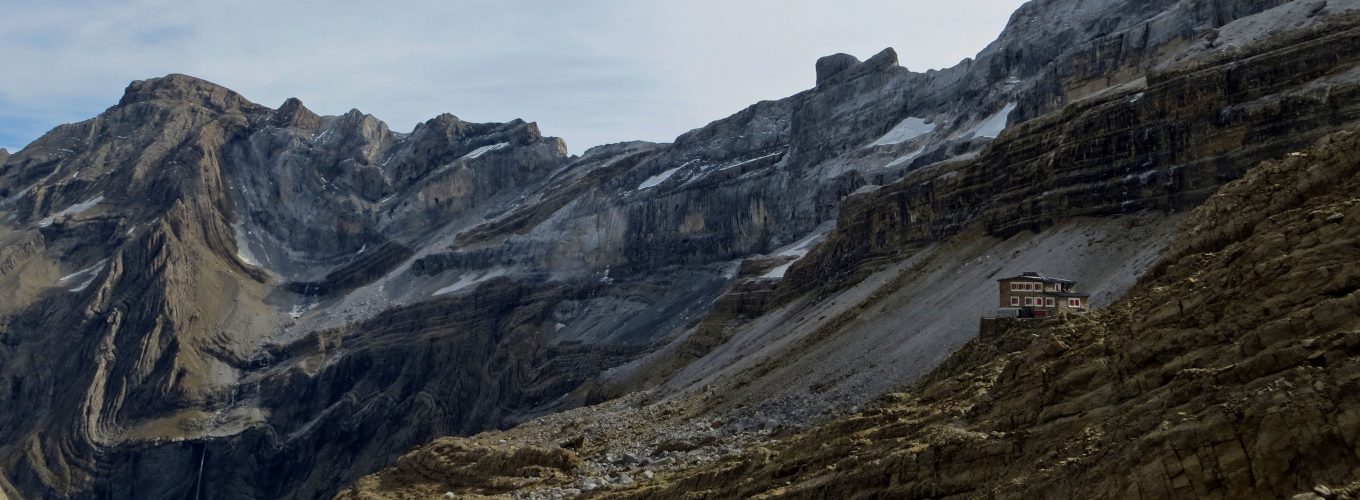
left=0, top=0, right=1026, bottom=153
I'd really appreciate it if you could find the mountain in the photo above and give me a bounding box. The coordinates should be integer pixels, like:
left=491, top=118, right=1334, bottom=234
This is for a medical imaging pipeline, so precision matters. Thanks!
left=3, top=0, right=1359, bottom=498
left=348, top=123, right=1360, bottom=499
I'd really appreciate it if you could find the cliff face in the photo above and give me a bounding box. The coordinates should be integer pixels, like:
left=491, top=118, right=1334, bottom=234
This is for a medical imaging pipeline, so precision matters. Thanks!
left=339, top=98, right=1360, bottom=500
left=0, top=74, right=588, bottom=498
left=614, top=125, right=1360, bottom=499
left=590, top=4, right=1360, bottom=423
left=340, top=3, right=1360, bottom=499
left=787, top=6, right=1360, bottom=297
left=3, top=1, right=1358, bottom=499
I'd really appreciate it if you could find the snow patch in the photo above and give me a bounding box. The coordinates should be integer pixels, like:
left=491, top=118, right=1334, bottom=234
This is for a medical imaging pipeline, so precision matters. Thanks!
left=761, top=226, right=834, bottom=279
left=718, top=152, right=782, bottom=172
left=430, top=142, right=512, bottom=176
left=38, top=194, right=104, bottom=227
left=59, top=259, right=108, bottom=293
left=433, top=268, right=508, bottom=296
left=776, top=232, right=825, bottom=258
left=638, top=167, right=682, bottom=190
left=850, top=185, right=881, bottom=196
left=1123, top=169, right=1158, bottom=184
left=465, top=142, right=510, bottom=159
left=870, top=117, right=935, bottom=146
left=0, top=185, right=34, bottom=207
left=964, top=102, right=1017, bottom=139
left=762, top=262, right=796, bottom=279
left=232, top=222, right=262, bottom=267
left=722, top=260, right=742, bottom=279
left=885, top=148, right=925, bottom=168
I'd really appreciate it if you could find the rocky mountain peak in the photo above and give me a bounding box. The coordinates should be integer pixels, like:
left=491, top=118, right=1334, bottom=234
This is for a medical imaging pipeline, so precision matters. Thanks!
left=116, top=73, right=265, bottom=115
left=0, top=148, right=9, bottom=165
left=863, top=47, right=898, bottom=69
left=431, top=111, right=464, bottom=125
left=815, top=53, right=860, bottom=86
left=325, top=107, right=387, bottom=137
left=407, top=112, right=556, bottom=156
left=6, top=2, right=1360, bottom=499
left=273, top=96, right=320, bottom=129
left=814, top=47, right=900, bottom=90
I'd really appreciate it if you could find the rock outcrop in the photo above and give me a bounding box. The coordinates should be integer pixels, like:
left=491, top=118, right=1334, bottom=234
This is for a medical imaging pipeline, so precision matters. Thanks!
left=5, top=1, right=1360, bottom=499
left=815, top=53, right=861, bottom=87
left=602, top=126, right=1360, bottom=499
left=341, top=121, right=1360, bottom=500
left=787, top=7, right=1360, bottom=297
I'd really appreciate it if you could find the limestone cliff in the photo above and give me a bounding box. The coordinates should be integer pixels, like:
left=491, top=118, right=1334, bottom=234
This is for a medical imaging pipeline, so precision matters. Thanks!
left=3, top=1, right=1359, bottom=499
left=340, top=3, right=1360, bottom=499
left=340, top=104, right=1360, bottom=500
left=605, top=125, right=1360, bottom=499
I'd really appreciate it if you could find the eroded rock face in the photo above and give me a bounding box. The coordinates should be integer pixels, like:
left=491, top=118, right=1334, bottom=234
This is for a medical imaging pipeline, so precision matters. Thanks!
left=606, top=127, right=1360, bottom=500
left=343, top=123, right=1360, bottom=500
left=815, top=53, right=860, bottom=86
left=3, top=2, right=1358, bottom=499
left=0, top=74, right=589, bottom=498
left=785, top=10, right=1360, bottom=298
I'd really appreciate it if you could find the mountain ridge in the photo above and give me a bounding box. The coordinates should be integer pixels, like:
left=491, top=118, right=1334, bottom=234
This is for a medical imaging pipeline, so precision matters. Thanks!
left=2, top=1, right=1357, bottom=498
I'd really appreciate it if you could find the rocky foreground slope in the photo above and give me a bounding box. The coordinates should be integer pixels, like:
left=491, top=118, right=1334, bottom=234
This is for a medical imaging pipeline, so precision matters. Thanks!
left=342, top=121, right=1360, bottom=500
left=3, top=0, right=1360, bottom=498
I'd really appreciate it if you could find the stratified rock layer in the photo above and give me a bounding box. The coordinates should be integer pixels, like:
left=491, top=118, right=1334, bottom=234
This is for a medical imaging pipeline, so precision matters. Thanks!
left=599, top=127, right=1360, bottom=500
left=344, top=123, right=1360, bottom=500
left=3, top=1, right=1359, bottom=499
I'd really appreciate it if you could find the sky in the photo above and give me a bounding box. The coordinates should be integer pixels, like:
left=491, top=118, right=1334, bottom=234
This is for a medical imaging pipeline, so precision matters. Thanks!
left=0, top=0, right=1028, bottom=154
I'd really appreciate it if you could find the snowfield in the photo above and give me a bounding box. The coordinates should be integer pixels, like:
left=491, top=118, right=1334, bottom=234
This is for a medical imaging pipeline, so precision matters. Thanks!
left=871, top=117, right=935, bottom=146
left=37, top=194, right=104, bottom=227
left=964, top=102, right=1016, bottom=139
left=638, top=167, right=682, bottom=190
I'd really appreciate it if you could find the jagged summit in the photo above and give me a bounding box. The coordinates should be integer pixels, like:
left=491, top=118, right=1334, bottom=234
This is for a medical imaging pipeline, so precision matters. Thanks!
left=6, top=2, right=1360, bottom=499
left=116, top=73, right=265, bottom=114
left=815, top=53, right=860, bottom=85
left=273, top=96, right=320, bottom=129
left=814, top=47, right=899, bottom=88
